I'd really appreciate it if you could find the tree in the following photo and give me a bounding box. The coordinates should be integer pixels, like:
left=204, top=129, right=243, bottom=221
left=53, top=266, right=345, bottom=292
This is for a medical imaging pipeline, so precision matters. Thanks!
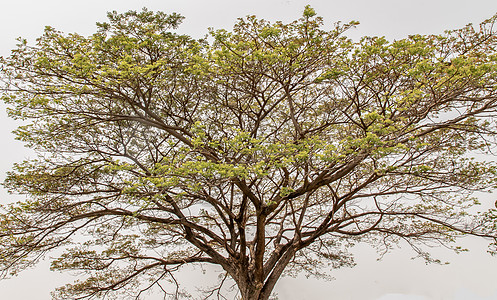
left=1, top=6, right=497, bottom=300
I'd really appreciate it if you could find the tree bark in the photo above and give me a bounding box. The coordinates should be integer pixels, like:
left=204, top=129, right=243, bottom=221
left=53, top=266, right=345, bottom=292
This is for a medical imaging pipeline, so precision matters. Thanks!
left=234, top=245, right=298, bottom=300
left=239, top=283, right=265, bottom=300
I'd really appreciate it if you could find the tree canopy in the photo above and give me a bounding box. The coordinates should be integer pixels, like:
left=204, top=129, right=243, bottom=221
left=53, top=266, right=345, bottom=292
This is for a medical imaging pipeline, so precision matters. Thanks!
left=1, top=6, right=497, bottom=300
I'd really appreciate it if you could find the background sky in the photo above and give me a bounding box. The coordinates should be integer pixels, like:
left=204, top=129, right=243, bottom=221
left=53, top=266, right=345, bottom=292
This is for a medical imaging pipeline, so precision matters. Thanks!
left=1, top=1, right=497, bottom=299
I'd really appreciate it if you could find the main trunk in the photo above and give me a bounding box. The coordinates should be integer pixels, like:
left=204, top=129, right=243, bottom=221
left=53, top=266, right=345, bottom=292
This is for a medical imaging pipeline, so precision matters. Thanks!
left=238, top=281, right=268, bottom=300
left=233, top=245, right=298, bottom=300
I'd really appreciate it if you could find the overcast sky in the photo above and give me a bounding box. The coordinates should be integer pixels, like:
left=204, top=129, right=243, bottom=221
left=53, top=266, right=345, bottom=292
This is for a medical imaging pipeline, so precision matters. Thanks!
left=1, top=1, right=497, bottom=299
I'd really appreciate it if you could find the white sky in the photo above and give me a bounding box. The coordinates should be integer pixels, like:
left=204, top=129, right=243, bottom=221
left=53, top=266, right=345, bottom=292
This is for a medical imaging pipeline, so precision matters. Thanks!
left=1, top=0, right=497, bottom=299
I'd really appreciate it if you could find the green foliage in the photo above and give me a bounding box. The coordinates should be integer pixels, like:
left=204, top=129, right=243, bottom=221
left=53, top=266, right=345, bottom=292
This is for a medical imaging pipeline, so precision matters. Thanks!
left=1, top=7, right=497, bottom=300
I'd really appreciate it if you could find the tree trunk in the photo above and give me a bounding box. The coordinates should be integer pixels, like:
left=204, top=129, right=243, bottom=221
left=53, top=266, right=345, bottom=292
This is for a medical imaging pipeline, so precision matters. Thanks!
left=235, top=246, right=298, bottom=300
left=238, top=282, right=267, bottom=300
left=233, top=271, right=269, bottom=300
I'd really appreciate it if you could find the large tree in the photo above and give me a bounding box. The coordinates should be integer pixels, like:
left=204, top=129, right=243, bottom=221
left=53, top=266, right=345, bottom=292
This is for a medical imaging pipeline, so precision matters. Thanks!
left=1, top=6, right=497, bottom=300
